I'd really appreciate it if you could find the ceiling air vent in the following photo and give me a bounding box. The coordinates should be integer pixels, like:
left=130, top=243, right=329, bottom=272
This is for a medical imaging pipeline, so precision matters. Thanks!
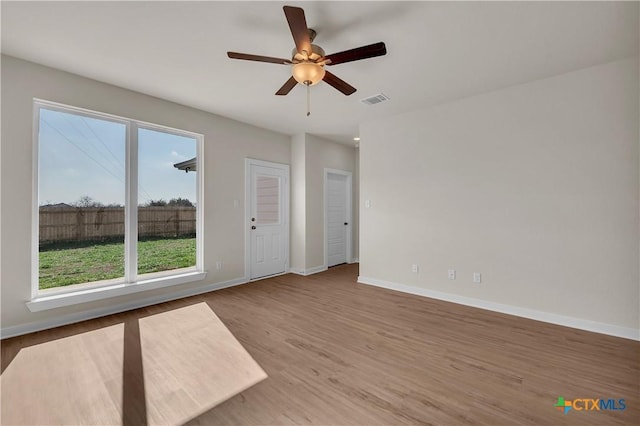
left=360, top=93, right=390, bottom=105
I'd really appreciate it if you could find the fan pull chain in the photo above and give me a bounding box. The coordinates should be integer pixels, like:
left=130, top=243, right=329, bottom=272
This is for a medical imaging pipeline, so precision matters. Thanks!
left=306, top=83, right=311, bottom=116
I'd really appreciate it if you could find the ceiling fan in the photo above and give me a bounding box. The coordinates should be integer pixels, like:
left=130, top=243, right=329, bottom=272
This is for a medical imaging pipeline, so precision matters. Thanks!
left=227, top=5, right=387, bottom=114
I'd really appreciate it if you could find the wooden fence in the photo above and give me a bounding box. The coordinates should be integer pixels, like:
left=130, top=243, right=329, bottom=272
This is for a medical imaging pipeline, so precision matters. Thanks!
left=39, top=206, right=196, bottom=243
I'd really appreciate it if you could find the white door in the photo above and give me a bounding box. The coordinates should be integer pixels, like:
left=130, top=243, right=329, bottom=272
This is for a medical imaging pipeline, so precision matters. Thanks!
left=326, top=171, right=351, bottom=267
left=247, top=161, right=289, bottom=280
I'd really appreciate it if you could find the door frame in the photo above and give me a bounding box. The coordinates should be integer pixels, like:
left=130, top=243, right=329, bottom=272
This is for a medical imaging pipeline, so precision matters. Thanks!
left=324, top=168, right=353, bottom=269
left=245, top=158, right=290, bottom=281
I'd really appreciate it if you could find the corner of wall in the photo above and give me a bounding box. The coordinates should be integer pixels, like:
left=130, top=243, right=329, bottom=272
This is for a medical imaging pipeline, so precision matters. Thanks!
left=290, top=134, right=307, bottom=271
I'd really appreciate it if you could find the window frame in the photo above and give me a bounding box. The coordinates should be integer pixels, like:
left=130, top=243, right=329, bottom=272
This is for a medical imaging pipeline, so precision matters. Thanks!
left=29, top=99, right=205, bottom=311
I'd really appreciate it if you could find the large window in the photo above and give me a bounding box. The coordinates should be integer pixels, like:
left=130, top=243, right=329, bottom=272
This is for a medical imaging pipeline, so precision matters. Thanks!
left=34, top=100, right=203, bottom=300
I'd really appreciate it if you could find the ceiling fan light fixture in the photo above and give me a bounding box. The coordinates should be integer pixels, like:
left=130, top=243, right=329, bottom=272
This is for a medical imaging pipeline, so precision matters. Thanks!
left=292, top=62, right=325, bottom=86
left=227, top=6, right=387, bottom=98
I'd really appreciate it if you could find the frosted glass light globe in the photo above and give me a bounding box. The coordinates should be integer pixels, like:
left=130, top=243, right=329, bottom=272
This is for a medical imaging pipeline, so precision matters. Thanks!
left=292, top=62, right=325, bottom=86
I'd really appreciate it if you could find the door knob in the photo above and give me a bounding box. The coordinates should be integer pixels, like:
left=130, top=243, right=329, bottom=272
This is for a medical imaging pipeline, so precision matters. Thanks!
left=251, top=226, right=256, bottom=230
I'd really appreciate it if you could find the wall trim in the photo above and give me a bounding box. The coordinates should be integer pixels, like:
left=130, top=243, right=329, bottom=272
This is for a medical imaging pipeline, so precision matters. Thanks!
left=357, top=276, right=640, bottom=341
left=1, top=277, right=248, bottom=339
left=289, top=265, right=328, bottom=276
left=26, top=271, right=208, bottom=312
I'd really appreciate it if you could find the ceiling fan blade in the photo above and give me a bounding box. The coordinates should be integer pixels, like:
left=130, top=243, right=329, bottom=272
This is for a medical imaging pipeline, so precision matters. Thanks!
left=324, top=42, right=387, bottom=66
left=323, top=71, right=356, bottom=96
left=283, top=6, right=312, bottom=56
left=275, top=76, right=298, bottom=96
left=227, top=52, right=292, bottom=65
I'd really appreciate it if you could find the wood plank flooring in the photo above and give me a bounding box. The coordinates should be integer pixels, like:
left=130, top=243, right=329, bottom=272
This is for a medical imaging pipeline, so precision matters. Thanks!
left=1, top=303, right=266, bottom=425
left=2, top=264, right=639, bottom=425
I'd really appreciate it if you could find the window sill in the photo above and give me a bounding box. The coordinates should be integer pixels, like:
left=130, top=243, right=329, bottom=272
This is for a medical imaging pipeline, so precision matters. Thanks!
left=26, top=271, right=208, bottom=312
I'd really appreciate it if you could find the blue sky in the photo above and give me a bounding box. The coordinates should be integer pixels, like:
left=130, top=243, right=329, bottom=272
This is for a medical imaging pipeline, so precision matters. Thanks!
left=39, top=108, right=196, bottom=206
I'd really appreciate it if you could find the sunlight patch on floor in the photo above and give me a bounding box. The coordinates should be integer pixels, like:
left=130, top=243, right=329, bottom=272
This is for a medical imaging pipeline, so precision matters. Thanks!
left=1, top=323, right=125, bottom=425
left=140, top=303, right=268, bottom=425
left=1, top=302, right=267, bottom=425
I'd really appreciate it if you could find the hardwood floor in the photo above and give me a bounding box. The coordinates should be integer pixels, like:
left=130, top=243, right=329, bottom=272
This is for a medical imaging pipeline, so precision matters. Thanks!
left=1, top=303, right=266, bottom=425
left=2, top=264, right=639, bottom=425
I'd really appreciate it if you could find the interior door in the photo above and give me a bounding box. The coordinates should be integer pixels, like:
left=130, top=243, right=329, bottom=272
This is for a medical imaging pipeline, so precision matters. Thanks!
left=327, top=173, right=349, bottom=267
left=249, top=162, right=288, bottom=279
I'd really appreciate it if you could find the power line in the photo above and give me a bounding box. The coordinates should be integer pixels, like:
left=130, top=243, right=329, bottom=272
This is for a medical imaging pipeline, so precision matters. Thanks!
left=41, top=118, right=126, bottom=185
left=40, top=117, right=153, bottom=200
left=79, top=116, right=126, bottom=172
left=80, top=116, right=155, bottom=203
left=60, top=114, right=125, bottom=178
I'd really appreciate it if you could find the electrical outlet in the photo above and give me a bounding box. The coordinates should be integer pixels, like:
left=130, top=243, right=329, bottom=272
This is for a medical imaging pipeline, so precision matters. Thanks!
left=365, top=200, right=371, bottom=208
left=473, top=272, right=481, bottom=283
left=216, top=261, right=223, bottom=270
left=411, top=264, right=419, bottom=273
left=448, top=269, right=456, bottom=280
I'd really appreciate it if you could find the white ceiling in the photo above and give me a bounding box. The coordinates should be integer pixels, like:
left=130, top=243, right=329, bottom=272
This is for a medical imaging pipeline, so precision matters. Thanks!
left=2, top=1, right=638, bottom=146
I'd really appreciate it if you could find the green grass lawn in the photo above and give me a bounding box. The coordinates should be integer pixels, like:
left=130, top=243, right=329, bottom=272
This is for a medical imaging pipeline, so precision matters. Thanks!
left=39, top=236, right=196, bottom=290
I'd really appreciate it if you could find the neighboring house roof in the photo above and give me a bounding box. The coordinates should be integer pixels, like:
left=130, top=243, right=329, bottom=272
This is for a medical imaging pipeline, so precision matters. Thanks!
left=40, top=203, right=73, bottom=209
left=173, top=157, right=196, bottom=172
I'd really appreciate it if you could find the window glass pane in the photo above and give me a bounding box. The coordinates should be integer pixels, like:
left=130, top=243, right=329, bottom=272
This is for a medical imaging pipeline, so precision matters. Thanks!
left=38, top=108, right=126, bottom=290
left=137, top=128, right=197, bottom=277
left=256, top=176, right=280, bottom=225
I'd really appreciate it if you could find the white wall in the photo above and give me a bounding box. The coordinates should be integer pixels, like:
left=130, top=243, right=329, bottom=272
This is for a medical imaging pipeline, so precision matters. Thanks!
left=359, top=58, right=639, bottom=335
left=304, top=134, right=357, bottom=270
left=304, top=134, right=357, bottom=269
left=290, top=133, right=306, bottom=271
left=354, top=148, right=360, bottom=261
left=288, top=133, right=358, bottom=273
left=1, top=55, right=291, bottom=332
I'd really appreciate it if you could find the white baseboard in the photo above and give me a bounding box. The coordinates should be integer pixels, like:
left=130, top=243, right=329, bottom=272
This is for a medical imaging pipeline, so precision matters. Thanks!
left=358, top=276, right=639, bottom=341
left=1, top=277, right=248, bottom=339
left=289, top=265, right=328, bottom=276
left=306, top=265, right=328, bottom=275
left=351, top=258, right=359, bottom=263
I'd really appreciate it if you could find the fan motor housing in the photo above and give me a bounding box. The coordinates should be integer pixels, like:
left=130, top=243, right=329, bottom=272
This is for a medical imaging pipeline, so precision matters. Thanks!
left=292, top=44, right=325, bottom=62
